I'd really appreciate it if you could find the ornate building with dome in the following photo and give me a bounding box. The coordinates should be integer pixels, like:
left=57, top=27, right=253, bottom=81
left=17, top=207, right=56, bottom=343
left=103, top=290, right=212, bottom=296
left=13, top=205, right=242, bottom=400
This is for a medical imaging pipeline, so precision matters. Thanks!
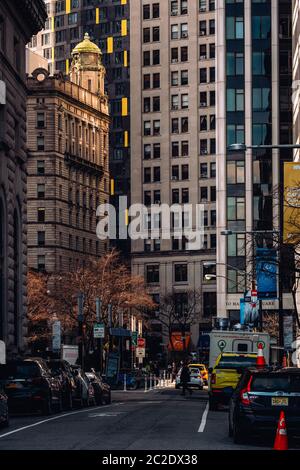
left=26, top=34, right=110, bottom=274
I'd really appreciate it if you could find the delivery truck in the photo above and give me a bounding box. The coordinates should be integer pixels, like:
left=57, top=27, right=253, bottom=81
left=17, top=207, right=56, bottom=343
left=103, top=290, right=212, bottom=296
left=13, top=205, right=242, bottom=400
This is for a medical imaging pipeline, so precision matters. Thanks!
left=208, top=330, right=270, bottom=368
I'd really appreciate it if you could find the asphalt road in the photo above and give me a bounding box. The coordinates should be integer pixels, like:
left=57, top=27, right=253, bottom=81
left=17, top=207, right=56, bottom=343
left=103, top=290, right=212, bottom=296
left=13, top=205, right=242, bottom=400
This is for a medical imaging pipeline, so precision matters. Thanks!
left=0, top=386, right=297, bottom=450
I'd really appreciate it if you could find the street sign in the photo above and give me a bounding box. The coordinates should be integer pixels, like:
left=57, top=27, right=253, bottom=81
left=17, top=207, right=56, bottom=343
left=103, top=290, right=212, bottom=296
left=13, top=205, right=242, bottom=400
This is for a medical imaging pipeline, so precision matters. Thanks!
left=217, top=340, right=226, bottom=352
left=131, top=331, right=138, bottom=346
left=136, top=347, right=145, bottom=358
left=251, top=290, right=258, bottom=303
left=137, top=337, right=145, bottom=348
left=93, top=323, right=105, bottom=339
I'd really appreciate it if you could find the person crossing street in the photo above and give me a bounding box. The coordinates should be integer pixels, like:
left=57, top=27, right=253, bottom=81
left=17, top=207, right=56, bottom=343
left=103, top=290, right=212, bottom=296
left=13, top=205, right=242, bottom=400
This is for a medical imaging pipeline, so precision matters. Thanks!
left=180, top=361, right=192, bottom=396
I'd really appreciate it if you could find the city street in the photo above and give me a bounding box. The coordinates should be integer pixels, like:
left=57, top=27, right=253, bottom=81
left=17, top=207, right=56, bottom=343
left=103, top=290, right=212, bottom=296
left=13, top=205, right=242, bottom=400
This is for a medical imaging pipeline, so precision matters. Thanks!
left=1, top=385, right=297, bottom=451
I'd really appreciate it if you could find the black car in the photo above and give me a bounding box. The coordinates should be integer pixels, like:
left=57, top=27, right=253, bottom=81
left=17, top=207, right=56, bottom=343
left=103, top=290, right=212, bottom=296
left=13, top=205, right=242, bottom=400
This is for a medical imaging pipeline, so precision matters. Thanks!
left=47, top=360, right=77, bottom=410
left=86, top=372, right=111, bottom=405
left=229, top=367, right=300, bottom=444
left=0, top=359, right=62, bottom=415
left=0, top=384, right=9, bottom=427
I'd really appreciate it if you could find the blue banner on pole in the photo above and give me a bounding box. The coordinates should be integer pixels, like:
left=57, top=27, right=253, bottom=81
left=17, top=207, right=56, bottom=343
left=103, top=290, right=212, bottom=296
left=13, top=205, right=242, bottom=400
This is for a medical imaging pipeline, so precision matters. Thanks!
left=256, top=248, right=277, bottom=300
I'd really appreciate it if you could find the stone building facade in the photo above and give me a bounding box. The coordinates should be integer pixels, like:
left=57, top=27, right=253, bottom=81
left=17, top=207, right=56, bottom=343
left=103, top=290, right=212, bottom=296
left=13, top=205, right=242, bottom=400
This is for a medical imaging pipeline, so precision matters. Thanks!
left=26, top=34, right=110, bottom=274
left=0, top=0, right=47, bottom=360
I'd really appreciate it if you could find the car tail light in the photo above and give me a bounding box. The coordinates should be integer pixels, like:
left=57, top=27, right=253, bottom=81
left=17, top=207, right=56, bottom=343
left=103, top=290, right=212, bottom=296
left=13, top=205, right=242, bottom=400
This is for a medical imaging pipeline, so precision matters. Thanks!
left=240, top=376, right=253, bottom=406
left=211, top=373, right=216, bottom=385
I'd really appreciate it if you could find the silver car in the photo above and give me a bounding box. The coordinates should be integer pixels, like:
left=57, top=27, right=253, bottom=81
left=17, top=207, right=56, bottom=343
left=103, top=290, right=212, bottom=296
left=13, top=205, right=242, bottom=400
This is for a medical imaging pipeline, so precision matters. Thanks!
left=175, top=367, right=204, bottom=390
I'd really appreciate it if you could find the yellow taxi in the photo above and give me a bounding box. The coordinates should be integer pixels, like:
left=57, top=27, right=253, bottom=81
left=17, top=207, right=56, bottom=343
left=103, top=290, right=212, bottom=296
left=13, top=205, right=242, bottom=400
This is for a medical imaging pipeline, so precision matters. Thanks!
left=208, top=353, right=257, bottom=410
left=188, top=363, right=209, bottom=385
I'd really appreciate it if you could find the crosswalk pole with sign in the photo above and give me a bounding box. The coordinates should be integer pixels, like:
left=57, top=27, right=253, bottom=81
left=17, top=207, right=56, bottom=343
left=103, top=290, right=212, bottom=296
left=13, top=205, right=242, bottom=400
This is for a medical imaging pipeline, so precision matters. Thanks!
left=96, top=298, right=103, bottom=374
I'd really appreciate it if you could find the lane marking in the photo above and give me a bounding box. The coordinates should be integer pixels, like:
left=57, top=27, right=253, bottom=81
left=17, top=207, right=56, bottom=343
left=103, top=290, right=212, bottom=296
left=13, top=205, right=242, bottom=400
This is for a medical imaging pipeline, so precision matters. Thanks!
left=198, top=402, right=209, bottom=433
left=0, top=402, right=122, bottom=440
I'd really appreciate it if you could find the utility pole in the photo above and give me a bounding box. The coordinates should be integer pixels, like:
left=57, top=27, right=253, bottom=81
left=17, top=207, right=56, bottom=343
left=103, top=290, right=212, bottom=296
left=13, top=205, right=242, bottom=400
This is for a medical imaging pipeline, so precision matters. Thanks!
left=77, top=292, right=84, bottom=370
left=108, top=303, right=113, bottom=354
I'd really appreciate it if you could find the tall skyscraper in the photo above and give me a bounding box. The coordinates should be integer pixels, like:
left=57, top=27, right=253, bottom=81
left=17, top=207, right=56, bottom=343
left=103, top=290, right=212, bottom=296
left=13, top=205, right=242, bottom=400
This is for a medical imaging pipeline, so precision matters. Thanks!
left=216, top=0, right=294, bottom=323
left=29, top=0, right=130, bottom=254
left=0, top=0, right=47, bottom=360
left=27, top=34, right=110, bottom=274
left=130, top=0, right=217, bottom=354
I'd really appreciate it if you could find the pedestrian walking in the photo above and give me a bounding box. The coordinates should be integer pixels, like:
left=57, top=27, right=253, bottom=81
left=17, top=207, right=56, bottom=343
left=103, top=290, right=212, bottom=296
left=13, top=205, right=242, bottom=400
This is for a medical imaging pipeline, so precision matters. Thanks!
left=180, top=362, right=192, bottom=396
left=171, top=361, right=177, bottom=383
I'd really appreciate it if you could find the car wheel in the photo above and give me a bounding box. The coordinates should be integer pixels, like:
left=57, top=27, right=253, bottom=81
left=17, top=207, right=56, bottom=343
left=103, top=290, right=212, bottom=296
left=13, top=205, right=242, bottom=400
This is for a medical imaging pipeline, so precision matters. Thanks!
left=233, top=418, right=246, bottom=445
left=42, top=394, right=53, bottom=416
left=209, top=396, right=218, bottom=411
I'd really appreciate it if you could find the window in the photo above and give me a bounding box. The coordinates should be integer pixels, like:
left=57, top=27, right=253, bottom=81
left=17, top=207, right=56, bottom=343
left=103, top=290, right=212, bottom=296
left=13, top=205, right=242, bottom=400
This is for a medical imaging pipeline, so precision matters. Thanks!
left=172, top=189, right=180, bottom=204
left=252, top=15, right=271, bottom=40
left=181, top=46, right=188, bottom=61
left=37, top=231, right=45, bottom=247
left=174, top=264, right=188, bottom=283
left=181, top=94, right=189, bottom=109
left=209, top=67, right=215, bottom=83
left=199, top=20, right=207, bottom=36
left=153, top=49, right=160, bottom=65
left=171, top=71, right=179, bottom=86
left=37, top=208, right=45, bottom=223
left=143, top=97, right=151, bottom=113
left=253, top=51, right=271, bottom=75
left=144, top=121, right=151, bottom=136
left=227, top=197, right=245, bottom=221
left=172, top=141, right=179, bottom=157
left=200, top=116, right=207, bottom=131
left=227, top=233, right=246, bottom=257
left=182, top=188, right=189, bottom=203
left=37, top=160, right=45, bottom=175
left=181, top=0, right=188, bottom=15
left=37, top=255, right=45, bottom=272
left=200, top=163, right=208, bottom=178
left=143, top=74, right=151, bottom=89
left=172, top=95, right=179, bottom=110
left=37, top=184, right=45, bottom=199
left=227, top=88, right=244, bottom=112
left=227, top=52, right=244, bottom=76
left=227, top=161, right=245, bottom=184
left=181, top=23, right=188, bottom=38
left=182, top=141, right=189, bottom=156
left=143, top=50, right=150, bottom=66
left=181, top=70, right=188, bottom=85
left=209, top=19, right=215, bottom=35
left=153, top=120, right=160, bottom=135
left=172, top=118, right=179, bottom=133
left=153, top=166, right=161, bottom=182
left=210, top=162, right=216, bottom=178
left=143, top=4, right=150, bottom=20
left=153, top=3, right=160, bottom=18
left=153, top=73, right=160, bottom=88
left=200, top=68, right=207, bottom=83
left=143, top=28, right=150, bottom=43
left=144, top=191, right=151, bottom=206
left=152, top=26, right=160, bottom=42
left=226, top=16, right=244, bottom=39
left=37, top=112, right=45, bottom=128
left=211, top=186, right=216, bottom=202
left=171, top=48, right=179, bottom=63
left=227, top=124, right=245, bottom=146
left=172, top=165, right=179, bottom=180
left=181, top=117, right=188, bottom=133
left=200, top=187, right=208, bottom=202
left=153, top=96, right=160, bottom=112
left=253, top=87, right=271, bottom=111
left=144, top=167, right=151, bottom=183
left=203, top=262, right=216, bottom=282
left=153, top=143, right=161, bottom=158
left=182, top=164, right=189, bottom=180
left=171, top=24, right=179, bottom=40
left=147, top=265, right=160, bottom=283
left=37, top=136, right=45, bottom=151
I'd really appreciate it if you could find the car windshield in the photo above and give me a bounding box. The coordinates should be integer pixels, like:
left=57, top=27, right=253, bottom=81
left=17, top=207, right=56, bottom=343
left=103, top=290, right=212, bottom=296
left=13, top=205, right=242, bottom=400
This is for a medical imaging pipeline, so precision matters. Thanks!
left=217, top=356, right=257, bottom=370
left=251, top=375, right=300, bottom=393
left=0, top=363, right=41, bottom=379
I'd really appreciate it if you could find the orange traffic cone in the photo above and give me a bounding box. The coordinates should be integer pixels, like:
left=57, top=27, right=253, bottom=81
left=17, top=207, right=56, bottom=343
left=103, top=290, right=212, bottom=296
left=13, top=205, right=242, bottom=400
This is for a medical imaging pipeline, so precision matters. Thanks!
left=274, top=410, right=288, bottom=450
left=256, top=343, right=266, bottom=368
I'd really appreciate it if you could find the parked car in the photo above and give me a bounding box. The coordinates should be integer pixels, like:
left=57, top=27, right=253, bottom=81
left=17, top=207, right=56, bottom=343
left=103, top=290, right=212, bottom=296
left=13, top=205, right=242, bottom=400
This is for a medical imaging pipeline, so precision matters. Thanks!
left=70, top=366, right=96, bottom=407
left=47, top=360, right=77, bottom=410
left=0, top=359, right=62, bottom=415
left=175, top=367, right=204, bottom=390
left=229, top=367, right=300, bottom=444
left=86, top=372, right=111, bottom=405
left=188, top=363, right=209, bottom=385
left=208, top=353, right=258, bottom=410
left=0, top=384, right=9, bottom=427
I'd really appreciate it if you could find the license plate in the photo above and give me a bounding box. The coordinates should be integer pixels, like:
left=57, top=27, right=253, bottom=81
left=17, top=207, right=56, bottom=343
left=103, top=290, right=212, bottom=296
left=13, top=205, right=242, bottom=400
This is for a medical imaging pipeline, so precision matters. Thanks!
left=272, top=397, right=289, bottom=407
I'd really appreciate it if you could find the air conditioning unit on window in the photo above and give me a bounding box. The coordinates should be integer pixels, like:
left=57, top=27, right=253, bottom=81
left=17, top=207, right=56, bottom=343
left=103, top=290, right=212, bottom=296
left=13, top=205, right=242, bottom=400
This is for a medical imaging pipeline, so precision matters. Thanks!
left=181, top=32, right=188, bottom=38
left=200, top=102, right=207, bottom=107
left=171, top=58, right=178, bottom=63
left=172, top=104, right=179, bottom=110
left=171, top=10, right=178, bottom=16
left=171, top=176, right=178, bottom=180
left=200, top=55, right=207, bottom=60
